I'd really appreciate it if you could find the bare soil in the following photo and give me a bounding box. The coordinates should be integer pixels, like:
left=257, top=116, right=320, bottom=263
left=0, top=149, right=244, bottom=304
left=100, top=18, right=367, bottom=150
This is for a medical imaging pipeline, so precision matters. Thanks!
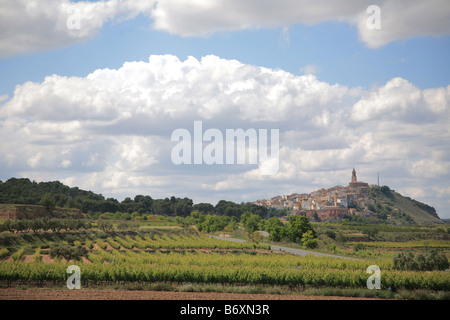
left=0, top=288, right=379, bottom=300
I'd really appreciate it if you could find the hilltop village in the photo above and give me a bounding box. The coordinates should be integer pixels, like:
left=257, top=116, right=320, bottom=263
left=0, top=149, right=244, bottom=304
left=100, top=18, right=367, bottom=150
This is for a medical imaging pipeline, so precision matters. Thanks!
left=254, top=169, right=377, bottom=221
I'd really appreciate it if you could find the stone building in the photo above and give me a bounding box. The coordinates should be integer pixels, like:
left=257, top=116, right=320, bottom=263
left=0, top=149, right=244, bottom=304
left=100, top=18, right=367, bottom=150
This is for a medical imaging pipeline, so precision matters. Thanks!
left=348, top=168, right=370, bottom=197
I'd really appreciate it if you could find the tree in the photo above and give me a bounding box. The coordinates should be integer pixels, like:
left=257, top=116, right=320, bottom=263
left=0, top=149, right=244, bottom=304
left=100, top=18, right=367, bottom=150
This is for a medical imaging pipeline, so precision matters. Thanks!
left=215, top=200, right=240, bottom=218
left=241, top=211, right=261, bottom=233
left=65, top=198, right=81, bottom=209
left=224, top=220, right=238, bottom=232
left=98, top=220, right=113, bottom=232
left=301, top=230, right=318, bottom=249
left=240, top=211, right=252, bottom=225
left=30, top=218, right=44, bottom=233
left=18, top=220, right=31, bottom=233
left=265, top=217, right=286, bottom=242
left=48, top=219, right=62, bottom=232
left=192, top=203, right=215, bottom=214
left=3, top=220, right=15, bottom=233
left=153, top=198, right=172, bottom=215
left=50, top=243, right=88, bottom=262
left=198, top=215, right=229, bottom=233
left=40, top=194, right=56, bottom=213
left=286, top=216, right=316, bottom=243
left=246, top=214, right=262, bottom=233
left=363, top=228, right=379, bottom=240
left=240, top=202, right=268, bottom=218
left=189, top=210, right=206, bottom=224
left=173, top=201, right=191, bottom=217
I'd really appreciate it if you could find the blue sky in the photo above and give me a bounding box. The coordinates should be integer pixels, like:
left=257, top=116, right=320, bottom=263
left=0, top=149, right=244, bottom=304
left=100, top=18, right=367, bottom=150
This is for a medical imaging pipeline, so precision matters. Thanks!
left=0, top=0, right=449, bottom=219
left=2, top=14, right=449, bottom=97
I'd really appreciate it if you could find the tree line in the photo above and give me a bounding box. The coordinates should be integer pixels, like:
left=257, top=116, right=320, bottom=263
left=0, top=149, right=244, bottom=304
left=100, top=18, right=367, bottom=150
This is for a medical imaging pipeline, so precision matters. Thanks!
left=0, top=178, right=278, bottom=219
left=0, top=218, right=142, bottom=234
left=393, top=250, right=449, bottom=271
left=1, top=218, right=91, bottom=233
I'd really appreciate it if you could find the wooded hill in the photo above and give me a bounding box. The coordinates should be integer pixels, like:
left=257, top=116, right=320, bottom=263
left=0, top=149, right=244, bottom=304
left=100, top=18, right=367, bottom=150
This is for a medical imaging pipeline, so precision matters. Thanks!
left=0, top=178, right=268, bottom=219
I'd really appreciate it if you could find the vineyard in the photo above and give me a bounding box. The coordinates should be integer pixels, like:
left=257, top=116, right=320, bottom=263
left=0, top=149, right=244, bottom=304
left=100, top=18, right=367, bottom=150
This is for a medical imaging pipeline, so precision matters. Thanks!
left=1, top=233, right=449, bottom=293
left=348, top=240, right=450, bottom=249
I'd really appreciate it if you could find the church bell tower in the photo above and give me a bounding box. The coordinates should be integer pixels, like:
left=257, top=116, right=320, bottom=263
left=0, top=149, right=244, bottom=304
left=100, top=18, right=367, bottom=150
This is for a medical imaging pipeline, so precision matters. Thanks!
left=351, top=168, right=357, bottom=183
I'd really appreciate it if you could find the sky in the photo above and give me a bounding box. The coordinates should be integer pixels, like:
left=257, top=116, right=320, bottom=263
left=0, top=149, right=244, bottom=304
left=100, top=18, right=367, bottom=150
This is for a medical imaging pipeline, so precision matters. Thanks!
left=0, top=0, right=449, bottom=219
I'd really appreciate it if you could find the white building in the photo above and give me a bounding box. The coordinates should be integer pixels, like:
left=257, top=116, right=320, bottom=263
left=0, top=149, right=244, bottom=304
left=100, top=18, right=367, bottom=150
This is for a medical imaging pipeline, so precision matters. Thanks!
left=336, top=198, right=348, bottom=208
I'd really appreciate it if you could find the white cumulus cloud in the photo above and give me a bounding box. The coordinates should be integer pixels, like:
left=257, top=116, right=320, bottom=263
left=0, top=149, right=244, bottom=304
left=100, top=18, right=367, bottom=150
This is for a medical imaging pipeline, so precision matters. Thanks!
left=0, top=0, right=154, bottom=57
left=0, top=54, right=449, bottom=217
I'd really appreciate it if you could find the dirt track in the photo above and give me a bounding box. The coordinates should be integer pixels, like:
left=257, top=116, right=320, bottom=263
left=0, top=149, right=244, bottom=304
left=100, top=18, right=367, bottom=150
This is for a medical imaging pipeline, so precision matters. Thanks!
left=0, top=288, right=379, bottom=300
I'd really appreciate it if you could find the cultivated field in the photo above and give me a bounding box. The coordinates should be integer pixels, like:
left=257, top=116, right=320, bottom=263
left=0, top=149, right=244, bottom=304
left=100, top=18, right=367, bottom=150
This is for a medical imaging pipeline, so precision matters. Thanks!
left=1, top=227, right=449, bottom=300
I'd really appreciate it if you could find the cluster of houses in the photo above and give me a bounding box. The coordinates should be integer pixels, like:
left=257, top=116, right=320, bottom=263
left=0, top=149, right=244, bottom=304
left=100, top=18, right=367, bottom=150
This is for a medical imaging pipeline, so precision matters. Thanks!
left=254, top=169, right=377, bottom=221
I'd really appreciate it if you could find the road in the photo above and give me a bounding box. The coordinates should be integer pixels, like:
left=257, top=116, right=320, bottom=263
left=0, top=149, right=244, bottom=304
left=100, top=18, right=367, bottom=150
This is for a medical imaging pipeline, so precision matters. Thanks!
left=213, top=236, right=357, bottom=260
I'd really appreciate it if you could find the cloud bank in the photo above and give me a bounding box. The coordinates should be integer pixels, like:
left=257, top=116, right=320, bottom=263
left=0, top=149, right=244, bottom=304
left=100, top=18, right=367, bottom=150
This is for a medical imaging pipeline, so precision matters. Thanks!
left=0, top=0, right=155, bottom=57
left=1, top=54, right=449, bottom=217
left=1, top=0, right=449, bottom=57
left=151, top=0, right=450, bottom=49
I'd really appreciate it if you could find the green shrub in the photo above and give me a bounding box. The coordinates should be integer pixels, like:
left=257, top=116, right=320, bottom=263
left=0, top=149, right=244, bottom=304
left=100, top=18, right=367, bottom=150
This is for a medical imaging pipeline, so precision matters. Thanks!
left=393, top=250, right=449, bottom=271
left=324, top=230, right=336, bottom=240
left=98, top=220, right=113, bottom=232
left=327, top=244, right=337, bottom=253
left=0, top=248, right=10, bottom=259
left=353, top=243, right=366, bottom=251
left=49, top=243, right=88, bottom=261
left=302, top=230, right=318, bottom=249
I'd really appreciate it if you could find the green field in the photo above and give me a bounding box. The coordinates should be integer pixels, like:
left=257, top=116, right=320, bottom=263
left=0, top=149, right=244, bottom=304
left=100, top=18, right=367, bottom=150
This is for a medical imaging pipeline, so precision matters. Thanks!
left=1, top=218, right=449, bottom=299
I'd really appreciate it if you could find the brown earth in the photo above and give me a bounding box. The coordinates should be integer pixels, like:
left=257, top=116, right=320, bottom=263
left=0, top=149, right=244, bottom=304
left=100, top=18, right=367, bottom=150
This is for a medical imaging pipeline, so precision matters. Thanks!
left=0, top=288, right=380, bottom=300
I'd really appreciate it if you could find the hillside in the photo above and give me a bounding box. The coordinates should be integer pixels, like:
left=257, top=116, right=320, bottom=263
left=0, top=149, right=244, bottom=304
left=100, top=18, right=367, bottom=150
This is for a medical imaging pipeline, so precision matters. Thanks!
left=0, top=204, right=83, bottom=220
left=0, top=177, right=266, bottom=219
left=0, top=177, right=193, bottom=216
left=0, top=177, right=442, bottom=224
left=368, top=186, right=442, bottom=224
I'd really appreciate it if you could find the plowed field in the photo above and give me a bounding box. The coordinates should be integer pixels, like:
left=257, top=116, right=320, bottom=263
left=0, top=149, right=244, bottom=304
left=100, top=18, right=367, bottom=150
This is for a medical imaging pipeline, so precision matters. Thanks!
left=0, top=288, right=379, bottom=300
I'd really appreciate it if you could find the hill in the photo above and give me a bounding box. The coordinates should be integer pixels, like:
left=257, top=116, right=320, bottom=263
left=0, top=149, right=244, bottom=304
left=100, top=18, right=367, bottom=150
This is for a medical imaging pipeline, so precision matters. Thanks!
left=0, top=204, right=83, bottom=220
left=0, top=177, right=441, bottom=224
left=0, top=177, right=192, bottom=217
left=255, top=183, right=442, bottom=225
left=368, top=186, right=442, bottom=224
left=0, top=177, right=267, bottom=219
